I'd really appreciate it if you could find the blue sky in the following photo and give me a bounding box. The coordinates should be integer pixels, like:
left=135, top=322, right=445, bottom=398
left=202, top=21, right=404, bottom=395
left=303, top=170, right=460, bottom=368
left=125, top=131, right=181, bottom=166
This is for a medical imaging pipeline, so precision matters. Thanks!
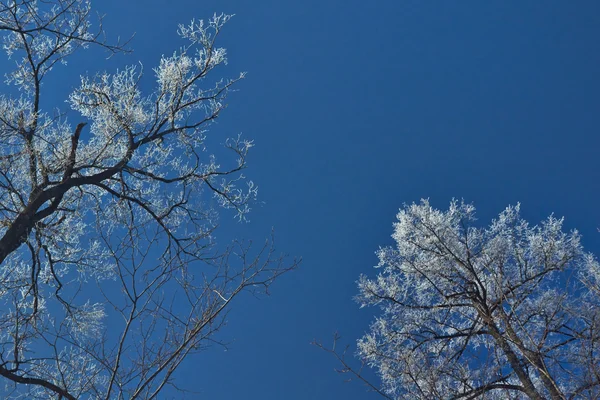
left=37, top=1, right=600, bottom=398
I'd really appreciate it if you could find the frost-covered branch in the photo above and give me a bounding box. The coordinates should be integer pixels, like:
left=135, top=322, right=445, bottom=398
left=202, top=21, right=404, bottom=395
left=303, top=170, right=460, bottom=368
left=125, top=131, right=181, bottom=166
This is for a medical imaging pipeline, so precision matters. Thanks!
left=0, top=2, right=296, bottom=399
left=337, top=200, right=600, bottom=399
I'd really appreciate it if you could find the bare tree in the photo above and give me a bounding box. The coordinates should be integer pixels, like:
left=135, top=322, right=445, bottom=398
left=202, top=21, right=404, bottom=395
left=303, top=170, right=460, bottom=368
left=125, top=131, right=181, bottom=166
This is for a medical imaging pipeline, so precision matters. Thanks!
left=0, top=1, right=296, bottom=398
left=344, top=200, right=600, bottom=399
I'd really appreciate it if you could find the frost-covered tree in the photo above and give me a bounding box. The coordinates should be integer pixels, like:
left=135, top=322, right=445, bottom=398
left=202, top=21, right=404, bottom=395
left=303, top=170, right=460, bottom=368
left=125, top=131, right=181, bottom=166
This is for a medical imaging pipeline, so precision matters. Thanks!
left=0, top=1, right=296, bottom=399
left=353, top=200, right=600, bottom=399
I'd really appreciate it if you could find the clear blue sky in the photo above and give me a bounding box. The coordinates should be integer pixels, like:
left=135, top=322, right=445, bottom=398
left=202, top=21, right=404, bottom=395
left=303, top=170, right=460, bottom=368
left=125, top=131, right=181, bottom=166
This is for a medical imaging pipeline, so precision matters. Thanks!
left=40, top=1, right=600, bottom=398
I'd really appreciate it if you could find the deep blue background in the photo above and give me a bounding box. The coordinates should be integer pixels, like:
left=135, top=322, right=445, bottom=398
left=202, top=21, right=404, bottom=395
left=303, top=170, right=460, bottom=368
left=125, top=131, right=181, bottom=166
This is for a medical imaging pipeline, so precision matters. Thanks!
left=34, top=1, right=600, bottom=398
